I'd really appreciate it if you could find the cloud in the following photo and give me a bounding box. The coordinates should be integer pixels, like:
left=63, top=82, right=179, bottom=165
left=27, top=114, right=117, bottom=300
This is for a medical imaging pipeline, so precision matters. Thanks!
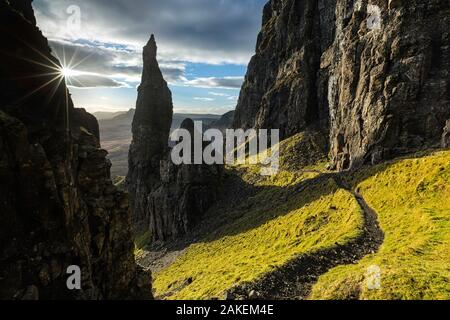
left=159, top=63, right=187, bottom=83
left=183, top=77, right=244, bottom=89
left=207, top=92, right=239, bottom=101
left=33, top=0, right=266, bottom=65
left=208, top=92, right=229, bottom=97
left=48, top=39, right=187, bottom=87
left=49, top=38, right=244, bottom=90
left=66, top=74, right=127, bottom=88
left=193, top=97, right=215, bottom=102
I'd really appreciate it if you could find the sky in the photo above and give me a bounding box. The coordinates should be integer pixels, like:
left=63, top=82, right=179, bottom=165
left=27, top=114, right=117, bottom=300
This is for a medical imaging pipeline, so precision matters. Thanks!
left=32, top=0, right=267, bottom=115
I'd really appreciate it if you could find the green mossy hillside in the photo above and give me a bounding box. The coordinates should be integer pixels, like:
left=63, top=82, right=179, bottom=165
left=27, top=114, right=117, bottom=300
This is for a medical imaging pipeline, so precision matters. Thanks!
left=148, top=131, right=450, bottom=300
left=310, top=151, right=450, bottom=300
left=152, top=134, right=362, bottom=299
left=153, top=178, right=362, bottom=299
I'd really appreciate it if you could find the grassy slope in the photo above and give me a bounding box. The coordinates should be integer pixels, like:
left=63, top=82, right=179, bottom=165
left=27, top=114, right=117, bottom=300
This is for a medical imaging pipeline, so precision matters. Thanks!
left=150, top=131, right=450, bottom=300
left=152, top=134, right=364, bottom=299
left=310, top=151, right=450, bottom=300
left=154, top=180, right=362, bottom=299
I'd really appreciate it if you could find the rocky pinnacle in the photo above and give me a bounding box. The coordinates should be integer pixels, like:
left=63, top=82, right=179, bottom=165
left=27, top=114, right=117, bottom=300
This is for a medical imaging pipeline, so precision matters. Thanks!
left=126, top=34, right=173, bottom=224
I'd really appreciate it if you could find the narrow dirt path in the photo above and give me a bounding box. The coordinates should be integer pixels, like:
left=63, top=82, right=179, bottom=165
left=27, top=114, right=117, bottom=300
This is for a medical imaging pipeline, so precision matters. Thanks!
left=228, top=173, right=384, bottom=300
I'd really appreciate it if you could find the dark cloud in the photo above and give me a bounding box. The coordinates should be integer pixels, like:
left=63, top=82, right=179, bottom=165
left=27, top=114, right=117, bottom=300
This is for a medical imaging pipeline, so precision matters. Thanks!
left=160, top=65, right=187, bottom=83
left=33, top=1, right=265, bottom=89
left=33, top=0, right=266, bottom=64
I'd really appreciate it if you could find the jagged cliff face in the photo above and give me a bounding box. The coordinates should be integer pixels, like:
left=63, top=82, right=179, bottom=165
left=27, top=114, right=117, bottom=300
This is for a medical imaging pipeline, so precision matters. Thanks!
left=329, top=0, right=450, bottom=169
left=126, top=35, right=173, bottom=223
left=148, top=119, right=222, bottom=242
left=0, top=1, right=151, bottom=299
left=233, top=0, right=335, bottom=139
left=234, top=0, right=450, bottom=170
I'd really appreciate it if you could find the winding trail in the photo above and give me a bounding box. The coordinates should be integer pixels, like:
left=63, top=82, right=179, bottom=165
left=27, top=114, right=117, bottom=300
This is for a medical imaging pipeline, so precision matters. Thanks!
left=229, top=173, right=385, bottom=300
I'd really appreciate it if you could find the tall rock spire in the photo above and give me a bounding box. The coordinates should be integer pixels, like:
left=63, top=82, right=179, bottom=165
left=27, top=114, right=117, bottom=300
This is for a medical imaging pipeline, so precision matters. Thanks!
left=126, top=34, right=173, bottom=223
left=140, top=34, right=160, bottom=83
left=145, top=34, right=157, bottom=59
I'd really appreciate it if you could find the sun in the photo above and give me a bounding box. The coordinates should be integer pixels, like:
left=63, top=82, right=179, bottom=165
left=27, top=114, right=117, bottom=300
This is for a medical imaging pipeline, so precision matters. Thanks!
left=60, top=67, right=78, bottom=78
left=14, top=39, right=94, bottom=101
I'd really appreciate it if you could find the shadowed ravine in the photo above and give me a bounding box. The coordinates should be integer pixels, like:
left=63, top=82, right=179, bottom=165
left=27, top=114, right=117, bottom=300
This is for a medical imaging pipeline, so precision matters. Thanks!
left=227, top=173, right=385, bottom=300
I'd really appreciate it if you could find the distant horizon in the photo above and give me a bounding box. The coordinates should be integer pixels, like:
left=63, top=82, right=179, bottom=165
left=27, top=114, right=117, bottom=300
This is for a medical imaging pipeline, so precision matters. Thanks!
left=92, top=108, right=234, bottom=117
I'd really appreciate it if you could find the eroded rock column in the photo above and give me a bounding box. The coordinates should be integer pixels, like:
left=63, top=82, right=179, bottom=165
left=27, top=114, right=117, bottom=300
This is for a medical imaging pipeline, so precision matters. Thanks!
left=126, top=35, right=173, bottom=223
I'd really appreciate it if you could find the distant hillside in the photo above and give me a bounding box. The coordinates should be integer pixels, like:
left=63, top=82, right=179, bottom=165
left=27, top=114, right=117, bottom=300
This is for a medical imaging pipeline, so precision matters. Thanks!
left=209, top=111, right=235, bottom=134
left=95, top=109, right=222, bottom=124
left=98, top=110, right=223, bottom=177
left=93, top=111, right=128, bottom=120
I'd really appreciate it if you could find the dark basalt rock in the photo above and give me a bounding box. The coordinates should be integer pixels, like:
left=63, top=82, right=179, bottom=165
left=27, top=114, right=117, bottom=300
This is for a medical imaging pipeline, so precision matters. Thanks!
left=234, top=0, right=450, bottom=170
left=71, top=108, right=100, bottom=142
left=147, top=119, right=222, bottom=242
left=328, top=0, right=450, bottom=170
left=233, top=0, right=334, bottom=140
left=9, top=0, right=36, bottom=25
left=126, top=34, right=173, bottom=223
left=0, top=1, right=151, bottom=300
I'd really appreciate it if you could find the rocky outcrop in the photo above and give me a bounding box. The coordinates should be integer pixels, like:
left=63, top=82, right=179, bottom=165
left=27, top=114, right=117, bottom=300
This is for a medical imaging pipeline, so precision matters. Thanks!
left=443, top=120, right=450, bottom=148
left=126, top=35, right=173, bottom=223
left=71, top=108, right=100, bottom=141
left=147, top=119, right=223, bottom=242
left=234, top=0, right=450, bottom=170
left=127, top=38, right=222, bottom=242
left=0, top=1, right=151, bottom=299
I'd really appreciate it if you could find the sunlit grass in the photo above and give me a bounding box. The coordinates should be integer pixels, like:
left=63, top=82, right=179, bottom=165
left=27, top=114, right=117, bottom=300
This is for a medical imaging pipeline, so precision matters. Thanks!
left=152, top=134, right=362, bottom=299
left=153, top=178, right=362, bottom=299
left=150, top=133, right=450, bottom=300
left=310, top=151, right=450, bottom=300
